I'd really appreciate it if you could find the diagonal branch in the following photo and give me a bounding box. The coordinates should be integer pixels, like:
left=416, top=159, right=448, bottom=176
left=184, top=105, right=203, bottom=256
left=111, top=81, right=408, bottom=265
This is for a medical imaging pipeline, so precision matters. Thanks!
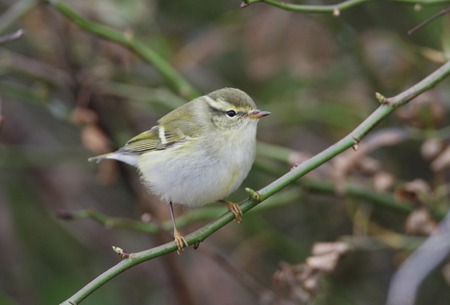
left=46, top=0, right=199, bottom=99
left=60, top=59, right=450, bottom=305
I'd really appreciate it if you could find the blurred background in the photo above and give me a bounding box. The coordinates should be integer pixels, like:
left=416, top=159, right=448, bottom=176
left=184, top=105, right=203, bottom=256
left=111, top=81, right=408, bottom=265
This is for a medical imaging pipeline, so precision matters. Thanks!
left=1, top=0, right=450, bottom=304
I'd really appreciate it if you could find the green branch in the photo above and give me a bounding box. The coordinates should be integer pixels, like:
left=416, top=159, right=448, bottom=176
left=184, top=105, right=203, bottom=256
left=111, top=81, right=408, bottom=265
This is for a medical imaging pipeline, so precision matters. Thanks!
left=58, top=207, right=224, bottom=234
left=241, top=0, right=450, bottom=14
left=46, top=0, right=199, bottom=99
left=61, top=180, right=413, bottom=237
left=242, top=0, right=366, bottom=14
left=60, top=60, right=450, bottom=304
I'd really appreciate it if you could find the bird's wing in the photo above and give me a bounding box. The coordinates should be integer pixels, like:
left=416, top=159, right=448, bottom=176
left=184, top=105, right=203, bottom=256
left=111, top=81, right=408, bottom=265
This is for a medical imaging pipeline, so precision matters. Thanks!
left=120, top=101, right=201, bottom=154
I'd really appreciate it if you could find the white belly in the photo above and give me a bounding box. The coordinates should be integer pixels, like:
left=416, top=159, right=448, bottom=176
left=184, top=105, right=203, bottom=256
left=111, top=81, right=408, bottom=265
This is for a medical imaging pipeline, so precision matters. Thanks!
left=137, top=130, right=257, bottom=207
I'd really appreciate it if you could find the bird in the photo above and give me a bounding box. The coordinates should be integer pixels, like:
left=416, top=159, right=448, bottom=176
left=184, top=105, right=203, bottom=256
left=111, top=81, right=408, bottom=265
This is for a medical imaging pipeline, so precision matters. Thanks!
left=89, top=88, right=270, bottom=253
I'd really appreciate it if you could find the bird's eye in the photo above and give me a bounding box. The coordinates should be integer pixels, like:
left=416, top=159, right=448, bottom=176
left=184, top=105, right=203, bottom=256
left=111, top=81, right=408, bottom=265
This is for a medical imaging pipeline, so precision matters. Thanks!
left=226, top=110, right=237, bottom=117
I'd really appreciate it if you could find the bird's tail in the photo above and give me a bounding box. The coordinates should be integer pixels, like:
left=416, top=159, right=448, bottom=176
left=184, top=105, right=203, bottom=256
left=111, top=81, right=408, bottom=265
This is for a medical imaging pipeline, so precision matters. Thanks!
left=88, top=151, right=138, bottom=166
left=88, top=153, right=113, bottom=163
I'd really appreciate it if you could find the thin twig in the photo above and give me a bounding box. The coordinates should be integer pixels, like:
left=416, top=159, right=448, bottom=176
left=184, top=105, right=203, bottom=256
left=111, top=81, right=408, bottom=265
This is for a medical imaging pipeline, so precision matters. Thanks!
left=0, top=29, right=24, bottom=44
left=57, top=207, right=224, bottom=233
left=241, top=0, right=367, bottom=15
left=408, top=6, right=450, bottom=35
left=241, top=0, right=450, bottom=14
left=60, top=177, right=417, bottom=236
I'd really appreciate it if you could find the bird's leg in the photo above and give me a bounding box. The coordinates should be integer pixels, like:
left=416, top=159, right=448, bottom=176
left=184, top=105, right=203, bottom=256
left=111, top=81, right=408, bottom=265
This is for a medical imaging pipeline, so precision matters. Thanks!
left=220, top=200, right=243, bottom=223
left=169, top=201, right=188, bottom=254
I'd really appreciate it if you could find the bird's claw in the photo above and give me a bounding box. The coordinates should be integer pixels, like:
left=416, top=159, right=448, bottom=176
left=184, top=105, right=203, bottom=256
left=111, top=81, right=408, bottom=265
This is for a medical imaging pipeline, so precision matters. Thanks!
left=174, top=230, right=188, bottom=255
left=225, top=201, right=243, bottom=223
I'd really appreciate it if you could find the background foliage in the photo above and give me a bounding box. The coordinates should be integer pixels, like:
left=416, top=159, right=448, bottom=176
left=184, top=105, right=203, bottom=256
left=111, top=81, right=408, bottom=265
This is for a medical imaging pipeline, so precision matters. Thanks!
left=1, top=0, right=450, bottom=304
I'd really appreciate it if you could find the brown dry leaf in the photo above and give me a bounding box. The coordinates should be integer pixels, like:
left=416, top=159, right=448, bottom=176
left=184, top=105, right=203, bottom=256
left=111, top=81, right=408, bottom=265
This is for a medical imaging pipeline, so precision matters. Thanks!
left=373, top=171, right=395, bottom=192
left=331, top=155, right=351, bottom=194
left=395, top=179, right=430, bottom=205
left=71, top=106, right=118, bottom=184
left=71, top=105, right=110, bottom=154
left=273, top=242, right=349, bottom=303
left=273, top=262, right=301, bottom=288
left=81, top=125, right=111, bottom=154
left=312, top=241, right=349, bottom=256
left=73, top=107, right=117, bottom=185
left=70, top=107, right=99, bottom=125
left=96, top=159, right=119, bottom=185
left=405, top=207, right=437, bottom=235
left=420, top=47, right=447, bottom=64
left=330, top=129, right=408, bottom=193
left=403, top=179, right=431, bottom=194
left=331, top=154, right=357, bottom=194
left=332, top=154, right=381, bottom=194
left=421, top=138, right=445, bottom=160
left=302, top=271, right=321, bottom=293
left=308, top=242, right=349, bottom=272
left=431, top=146, right=450, bottom=172
left=306, top=252, right=341, bottom=273
left=273, top=262, right=319, bottom=303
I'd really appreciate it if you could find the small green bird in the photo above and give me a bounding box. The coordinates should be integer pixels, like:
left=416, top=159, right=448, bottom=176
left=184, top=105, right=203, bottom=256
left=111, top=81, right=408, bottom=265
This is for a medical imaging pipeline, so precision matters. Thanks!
left=89, top=88, right=270, bottom=253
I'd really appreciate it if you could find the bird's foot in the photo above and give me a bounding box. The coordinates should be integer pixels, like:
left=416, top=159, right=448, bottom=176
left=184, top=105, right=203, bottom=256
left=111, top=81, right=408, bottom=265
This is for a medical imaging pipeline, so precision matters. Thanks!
left=174, top=229, right=189, bottom=255
left=224, top=201, right=243, bottom=223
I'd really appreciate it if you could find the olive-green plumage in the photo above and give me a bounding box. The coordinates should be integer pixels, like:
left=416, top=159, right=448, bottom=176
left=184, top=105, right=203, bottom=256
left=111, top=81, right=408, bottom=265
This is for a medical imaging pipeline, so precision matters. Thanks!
left=89, top=88, right=270, bottom=253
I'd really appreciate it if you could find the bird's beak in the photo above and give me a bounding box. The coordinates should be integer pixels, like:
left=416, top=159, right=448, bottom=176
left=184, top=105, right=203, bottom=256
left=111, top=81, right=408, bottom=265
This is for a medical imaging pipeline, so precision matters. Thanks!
left=249, top=109, right=271, bottom=119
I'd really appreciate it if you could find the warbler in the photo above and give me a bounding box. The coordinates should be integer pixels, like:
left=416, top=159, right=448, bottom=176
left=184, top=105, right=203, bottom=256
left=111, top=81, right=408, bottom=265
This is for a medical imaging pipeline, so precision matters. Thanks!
left=89, top=88, right=270, bottom=253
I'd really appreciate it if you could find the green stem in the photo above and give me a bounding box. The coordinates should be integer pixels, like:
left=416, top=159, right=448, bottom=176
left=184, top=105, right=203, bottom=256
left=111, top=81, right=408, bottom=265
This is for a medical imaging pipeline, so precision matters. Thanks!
left=242, top=0, right=450, bottom=13
left=243, top=0, right=367, bottom=14
left=299, top=179, right=413, bottom=214
left=60, top=60, right=450, bottom=305
left=66, top=179, right=412, bottom=237
left=46, top=1, right=199, bottom=99
left=62, top=207, right=225, bottom=233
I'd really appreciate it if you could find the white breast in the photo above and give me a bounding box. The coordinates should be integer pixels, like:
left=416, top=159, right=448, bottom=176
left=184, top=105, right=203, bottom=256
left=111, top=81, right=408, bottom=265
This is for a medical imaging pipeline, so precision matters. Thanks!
left=137, top=123, right=257, bottom=207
